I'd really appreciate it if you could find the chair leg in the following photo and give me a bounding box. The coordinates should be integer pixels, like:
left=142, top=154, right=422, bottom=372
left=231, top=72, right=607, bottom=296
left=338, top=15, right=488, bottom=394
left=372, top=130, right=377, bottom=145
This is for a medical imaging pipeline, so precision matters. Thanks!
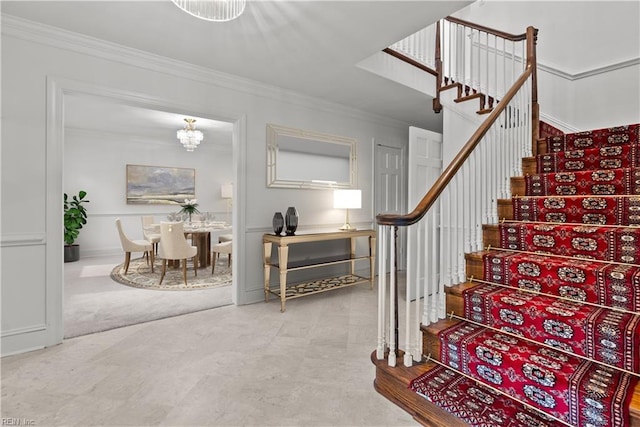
left=228, top=253, right=232, bottom=267
left=124, top=252, right=131, bottom=274
left=159, top=259, right=167, bottom=285
left=193, top=256, right=197, bottom=277
left=182, top=261, right=188, bottom=286
left=150, top=250, right=155, bottom=273
left=211, top=252, right=218, bottom=274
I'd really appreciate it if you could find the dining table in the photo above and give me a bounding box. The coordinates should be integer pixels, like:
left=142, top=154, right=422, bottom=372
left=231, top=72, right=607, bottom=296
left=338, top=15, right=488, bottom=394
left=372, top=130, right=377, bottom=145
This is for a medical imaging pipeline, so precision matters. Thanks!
left=145, top=221, right=232, bottom=269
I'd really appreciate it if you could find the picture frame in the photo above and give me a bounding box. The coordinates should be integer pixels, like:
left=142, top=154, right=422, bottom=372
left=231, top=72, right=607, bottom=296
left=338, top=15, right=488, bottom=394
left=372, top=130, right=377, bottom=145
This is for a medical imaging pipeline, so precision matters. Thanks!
left=126, top=164, right=195, bottom=204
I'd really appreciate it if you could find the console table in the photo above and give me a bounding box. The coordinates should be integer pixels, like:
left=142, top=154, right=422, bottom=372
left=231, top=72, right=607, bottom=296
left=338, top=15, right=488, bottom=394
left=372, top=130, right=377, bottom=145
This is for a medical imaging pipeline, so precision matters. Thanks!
left=263, top=229, right=376, bottom=312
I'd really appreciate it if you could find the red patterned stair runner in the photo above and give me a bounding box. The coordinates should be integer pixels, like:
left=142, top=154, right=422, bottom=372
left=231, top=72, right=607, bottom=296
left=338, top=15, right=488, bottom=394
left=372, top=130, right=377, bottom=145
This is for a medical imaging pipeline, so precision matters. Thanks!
left=524, top=167, right=640, bottom=196
left=483, top=251, right=640, bottom=312
left=537, top=144, right=639, bottom=173
left=462, top=283, right=640, bottom=371
left=410, top=365, right=564, bottom=427
left=546, top=124, right=638, bottom=153
left=406, top=124, right=640, bottom=426
left=437, top=322, right=638, bottom=426
left=500, top=222, right=640, bottom=262
left=513, top=195, right=640, bottom=225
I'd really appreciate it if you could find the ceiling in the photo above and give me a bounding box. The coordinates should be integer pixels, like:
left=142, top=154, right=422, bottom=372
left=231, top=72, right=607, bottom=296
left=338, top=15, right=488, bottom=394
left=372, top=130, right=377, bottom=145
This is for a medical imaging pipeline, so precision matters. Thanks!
left=2, top=0, right=473, bottom=134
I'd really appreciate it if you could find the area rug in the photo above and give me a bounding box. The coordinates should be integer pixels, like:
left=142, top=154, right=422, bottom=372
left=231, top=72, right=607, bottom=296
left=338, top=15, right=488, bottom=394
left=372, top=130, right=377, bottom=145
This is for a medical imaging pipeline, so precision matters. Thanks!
left=111, top=257, right=232, bottom=290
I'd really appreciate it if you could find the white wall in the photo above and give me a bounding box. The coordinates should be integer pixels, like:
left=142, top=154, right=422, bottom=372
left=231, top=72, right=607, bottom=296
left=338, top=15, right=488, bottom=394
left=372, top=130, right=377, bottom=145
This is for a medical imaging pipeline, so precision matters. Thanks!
left=64, top=127, right=234, bottom=257
left=1, top=16, right=410, bottom=355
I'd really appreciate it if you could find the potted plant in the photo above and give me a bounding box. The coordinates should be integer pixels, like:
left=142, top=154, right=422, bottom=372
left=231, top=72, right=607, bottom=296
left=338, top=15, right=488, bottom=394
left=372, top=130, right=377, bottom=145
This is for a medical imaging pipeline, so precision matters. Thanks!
left=178, top=198, right=199, bottom=222
left=64, top=190, right=90, bottom=262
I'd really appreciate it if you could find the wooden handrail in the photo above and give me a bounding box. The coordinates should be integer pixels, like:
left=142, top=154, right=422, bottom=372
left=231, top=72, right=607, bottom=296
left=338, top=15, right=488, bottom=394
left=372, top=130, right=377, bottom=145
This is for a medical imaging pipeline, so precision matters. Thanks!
left=376, top=65, right=533, bottom=227
left=445, top=16, right=527, bottom=41
left=381, top=48, right=438, bottom=77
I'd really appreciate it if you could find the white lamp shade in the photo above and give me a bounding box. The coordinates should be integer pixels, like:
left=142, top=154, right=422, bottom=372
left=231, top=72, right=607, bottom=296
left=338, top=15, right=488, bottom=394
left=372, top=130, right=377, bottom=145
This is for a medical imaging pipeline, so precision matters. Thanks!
left=221, top=183, right=233, bottom=199
left=333, top=189, right=362, bottom=209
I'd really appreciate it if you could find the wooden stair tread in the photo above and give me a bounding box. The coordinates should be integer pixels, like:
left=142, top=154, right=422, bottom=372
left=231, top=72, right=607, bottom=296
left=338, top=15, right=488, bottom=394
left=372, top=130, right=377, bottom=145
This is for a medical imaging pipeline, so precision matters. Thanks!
left=522, top=157, right=537, bottom=175
left=371, top=352, right=469, bottom=427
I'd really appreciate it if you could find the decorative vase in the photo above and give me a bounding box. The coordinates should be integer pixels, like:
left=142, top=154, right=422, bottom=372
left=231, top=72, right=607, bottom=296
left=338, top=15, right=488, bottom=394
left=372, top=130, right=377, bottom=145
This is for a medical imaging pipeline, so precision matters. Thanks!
left=285, top=206, right=298, bottom=235
left=272, top=212, right=284, bottom=235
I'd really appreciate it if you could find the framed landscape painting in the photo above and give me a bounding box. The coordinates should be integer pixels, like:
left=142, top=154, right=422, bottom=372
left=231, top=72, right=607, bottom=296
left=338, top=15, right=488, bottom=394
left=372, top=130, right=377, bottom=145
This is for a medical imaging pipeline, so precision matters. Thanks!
left=126, top=164, right=195, bottom=204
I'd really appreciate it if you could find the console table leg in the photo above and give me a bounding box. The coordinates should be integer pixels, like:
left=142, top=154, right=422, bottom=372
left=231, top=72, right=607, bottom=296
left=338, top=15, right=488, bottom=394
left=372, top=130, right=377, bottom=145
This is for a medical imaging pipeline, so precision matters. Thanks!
left=263, top=242, right=272, bottom=302
left=278, top=245, right=289, bottom=312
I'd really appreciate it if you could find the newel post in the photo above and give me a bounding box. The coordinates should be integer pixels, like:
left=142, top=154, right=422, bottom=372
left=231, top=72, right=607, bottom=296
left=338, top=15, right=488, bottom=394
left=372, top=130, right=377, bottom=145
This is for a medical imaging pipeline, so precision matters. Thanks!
left=433, top=20, right=443, bottom=113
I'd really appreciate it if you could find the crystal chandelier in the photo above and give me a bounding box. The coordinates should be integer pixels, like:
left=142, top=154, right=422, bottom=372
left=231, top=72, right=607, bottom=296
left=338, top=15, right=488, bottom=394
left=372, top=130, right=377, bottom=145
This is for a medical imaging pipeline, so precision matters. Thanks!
left=172, top=0, right=246, bottom=22
left=177, top=118, right=204, bottom=152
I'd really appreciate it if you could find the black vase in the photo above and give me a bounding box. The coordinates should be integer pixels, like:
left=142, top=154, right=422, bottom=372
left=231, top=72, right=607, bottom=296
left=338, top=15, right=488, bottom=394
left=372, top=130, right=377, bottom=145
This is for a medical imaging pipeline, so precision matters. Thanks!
left=272, top=212, right=284, bottom=235
left=285, top=207, right=298, bottom=235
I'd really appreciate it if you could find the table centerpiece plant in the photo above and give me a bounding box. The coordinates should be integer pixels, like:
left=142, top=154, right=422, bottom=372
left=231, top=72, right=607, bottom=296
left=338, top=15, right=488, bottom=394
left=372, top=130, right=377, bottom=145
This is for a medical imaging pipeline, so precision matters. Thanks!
left=178, top=198, right=200, bottom=222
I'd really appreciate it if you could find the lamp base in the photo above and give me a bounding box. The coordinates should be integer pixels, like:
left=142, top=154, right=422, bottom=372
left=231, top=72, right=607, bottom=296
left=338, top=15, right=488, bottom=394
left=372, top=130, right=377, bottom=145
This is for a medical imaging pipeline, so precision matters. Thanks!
left=339, top=223, right=357, bottom=231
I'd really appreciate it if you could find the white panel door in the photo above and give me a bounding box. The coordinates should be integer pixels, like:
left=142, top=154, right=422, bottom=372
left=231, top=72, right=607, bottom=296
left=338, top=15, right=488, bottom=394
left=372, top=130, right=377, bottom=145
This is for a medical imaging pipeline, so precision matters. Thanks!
left=374, top=144, right=405, bottom=270
left=407, top=126, right=442, bottom=299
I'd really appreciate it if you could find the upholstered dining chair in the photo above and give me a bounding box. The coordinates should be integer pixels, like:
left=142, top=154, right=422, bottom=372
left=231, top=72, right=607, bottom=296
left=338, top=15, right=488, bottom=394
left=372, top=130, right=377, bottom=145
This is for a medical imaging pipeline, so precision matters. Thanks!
left=211, top=241, right=232, bottom=274
left=141, top=215, right=161, bottom=254
left=115, top=218, right=154, bottom=274
left=158, top=222, right=198, bottom=286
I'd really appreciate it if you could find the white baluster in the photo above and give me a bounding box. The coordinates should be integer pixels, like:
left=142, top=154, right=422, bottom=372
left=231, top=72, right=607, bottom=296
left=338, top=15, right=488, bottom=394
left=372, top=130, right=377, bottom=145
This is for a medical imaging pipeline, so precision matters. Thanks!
left=388, top=227, right=396, bottom=367
left=376, top=224, right=387, bottom=360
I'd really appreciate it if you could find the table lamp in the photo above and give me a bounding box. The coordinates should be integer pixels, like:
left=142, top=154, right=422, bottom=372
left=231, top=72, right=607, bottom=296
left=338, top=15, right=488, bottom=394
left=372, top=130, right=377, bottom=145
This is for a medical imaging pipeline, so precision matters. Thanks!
left=221, top=183, right=233, bottom=223
left=333, top=189, right=361, bottom=230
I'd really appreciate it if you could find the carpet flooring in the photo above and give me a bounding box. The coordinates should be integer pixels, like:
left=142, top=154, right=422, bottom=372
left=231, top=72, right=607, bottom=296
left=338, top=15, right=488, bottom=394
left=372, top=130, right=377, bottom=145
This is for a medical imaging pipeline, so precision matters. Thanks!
left=64, top=255, right=233, bottom=338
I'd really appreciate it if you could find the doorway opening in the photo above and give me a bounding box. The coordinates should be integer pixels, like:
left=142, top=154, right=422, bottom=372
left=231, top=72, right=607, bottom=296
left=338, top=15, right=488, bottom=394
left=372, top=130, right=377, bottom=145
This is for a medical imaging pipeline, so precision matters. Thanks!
left=60, top=90, right=239, bottom=338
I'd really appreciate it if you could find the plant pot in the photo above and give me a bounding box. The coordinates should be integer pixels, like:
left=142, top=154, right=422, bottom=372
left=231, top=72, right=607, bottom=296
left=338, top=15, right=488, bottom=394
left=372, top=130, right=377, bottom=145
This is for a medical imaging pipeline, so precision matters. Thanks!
left=64, top=244, right=80, bottom=263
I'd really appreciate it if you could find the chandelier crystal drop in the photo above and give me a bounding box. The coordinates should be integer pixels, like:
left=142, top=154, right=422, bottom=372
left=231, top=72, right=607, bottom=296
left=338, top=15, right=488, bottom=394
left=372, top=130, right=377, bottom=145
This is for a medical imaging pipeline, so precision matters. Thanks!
left=177, top=118, right=204, bottom=152
left=172, top=0, right=246, bottom=22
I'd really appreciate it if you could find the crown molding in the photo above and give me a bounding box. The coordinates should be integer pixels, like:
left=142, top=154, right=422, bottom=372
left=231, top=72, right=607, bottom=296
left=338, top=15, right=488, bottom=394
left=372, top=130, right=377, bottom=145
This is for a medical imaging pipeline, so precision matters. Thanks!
left=1, top=14, right=409, bottom=129
left=539, top=57, right=640, bottom=81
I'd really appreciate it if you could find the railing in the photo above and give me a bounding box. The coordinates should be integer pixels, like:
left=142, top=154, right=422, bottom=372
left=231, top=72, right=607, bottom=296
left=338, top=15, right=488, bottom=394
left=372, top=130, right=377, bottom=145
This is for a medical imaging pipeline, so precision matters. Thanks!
left=389, top=17, right=539, bottom=135
left=376, top=20, right=538, bottom=367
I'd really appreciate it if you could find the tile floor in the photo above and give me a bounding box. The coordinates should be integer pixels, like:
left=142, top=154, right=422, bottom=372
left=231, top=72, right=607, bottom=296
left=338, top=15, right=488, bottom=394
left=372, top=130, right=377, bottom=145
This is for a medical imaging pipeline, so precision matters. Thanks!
left=2, top=276, right=417, bottom=426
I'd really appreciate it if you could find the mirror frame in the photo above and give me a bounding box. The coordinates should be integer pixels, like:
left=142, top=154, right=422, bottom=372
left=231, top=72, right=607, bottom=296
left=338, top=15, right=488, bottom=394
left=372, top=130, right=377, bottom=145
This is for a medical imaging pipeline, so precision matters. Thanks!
left=266, top=124, right=357, bottom=189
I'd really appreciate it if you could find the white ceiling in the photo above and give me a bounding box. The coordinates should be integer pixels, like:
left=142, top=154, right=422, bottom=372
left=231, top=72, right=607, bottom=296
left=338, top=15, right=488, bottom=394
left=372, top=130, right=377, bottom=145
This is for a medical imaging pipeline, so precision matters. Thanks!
left=2, top=0, right=473, bottom=134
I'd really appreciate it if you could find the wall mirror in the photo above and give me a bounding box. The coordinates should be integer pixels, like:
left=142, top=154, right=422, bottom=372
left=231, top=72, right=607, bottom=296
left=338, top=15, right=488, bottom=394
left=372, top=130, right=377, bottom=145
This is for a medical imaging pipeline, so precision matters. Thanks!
left=267, top=124, right=357, bottom=189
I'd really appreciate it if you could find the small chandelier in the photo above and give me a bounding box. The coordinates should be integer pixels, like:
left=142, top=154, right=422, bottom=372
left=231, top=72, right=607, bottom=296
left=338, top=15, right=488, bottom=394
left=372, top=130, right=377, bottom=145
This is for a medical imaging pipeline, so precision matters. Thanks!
left=177, top=118, right=204, bottom=152
left=172, top=0, right=246, bottom=22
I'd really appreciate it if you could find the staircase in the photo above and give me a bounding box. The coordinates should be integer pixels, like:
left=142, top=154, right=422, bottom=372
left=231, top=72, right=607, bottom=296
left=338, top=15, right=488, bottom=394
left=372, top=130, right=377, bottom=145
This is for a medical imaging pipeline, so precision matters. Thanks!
left=372, top=15, right=639, bottom=427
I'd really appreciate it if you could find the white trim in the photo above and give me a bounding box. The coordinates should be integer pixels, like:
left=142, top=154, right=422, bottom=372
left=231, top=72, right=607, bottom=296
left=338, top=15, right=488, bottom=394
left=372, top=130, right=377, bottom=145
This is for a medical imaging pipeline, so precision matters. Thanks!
left=539, top=112, right=580, bottom=134
left=2, top=14, right=408, bottom=129
left=1, top=233, right=46, bottom=247
left=539, top=57, right=640, bottom=81
left=1, top=324, right=47, bottom=338
left=45, top=76, right=249, bottom=348
left=65, top=127, right=233, bottom=152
